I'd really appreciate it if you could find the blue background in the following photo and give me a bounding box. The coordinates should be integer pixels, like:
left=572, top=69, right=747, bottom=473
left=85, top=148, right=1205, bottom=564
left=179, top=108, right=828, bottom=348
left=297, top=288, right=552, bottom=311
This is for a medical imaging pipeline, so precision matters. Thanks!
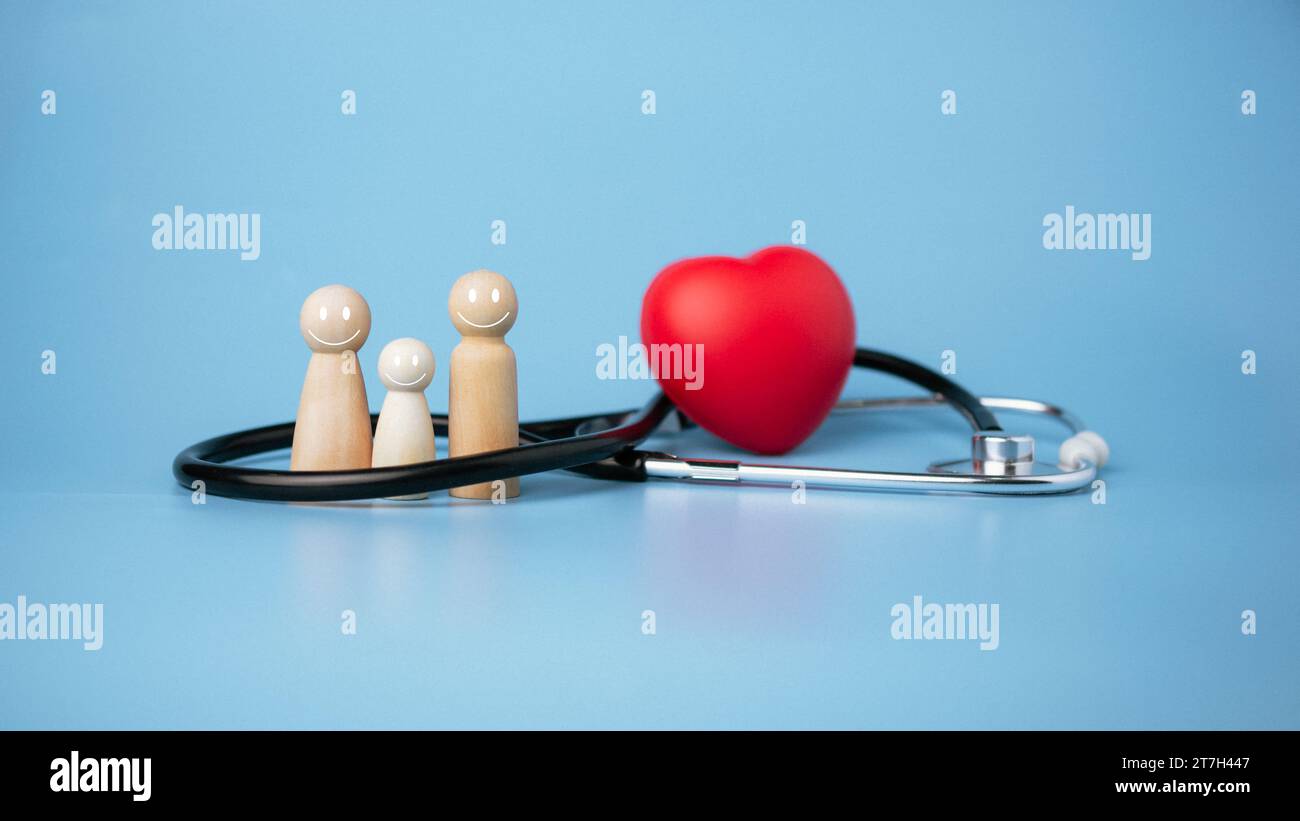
left=2, top=0, right=1297, bottom=728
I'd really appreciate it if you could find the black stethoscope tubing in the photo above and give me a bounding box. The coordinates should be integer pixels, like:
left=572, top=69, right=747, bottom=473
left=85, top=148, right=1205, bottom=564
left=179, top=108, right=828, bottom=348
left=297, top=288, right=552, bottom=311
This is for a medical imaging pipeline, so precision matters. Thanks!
left=172, top=347, right=999, bottom=502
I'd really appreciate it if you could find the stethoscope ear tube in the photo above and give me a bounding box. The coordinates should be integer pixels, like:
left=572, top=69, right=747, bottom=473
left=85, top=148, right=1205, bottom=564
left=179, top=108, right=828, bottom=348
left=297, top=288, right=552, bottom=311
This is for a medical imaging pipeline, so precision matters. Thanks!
left=853, top=348, right=1001, bottom=433
left=172, top=394, right=675, bottom=502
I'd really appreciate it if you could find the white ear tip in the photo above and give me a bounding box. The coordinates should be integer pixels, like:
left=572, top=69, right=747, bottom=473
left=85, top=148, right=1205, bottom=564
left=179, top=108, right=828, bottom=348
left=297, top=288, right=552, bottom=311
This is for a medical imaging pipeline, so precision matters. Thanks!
left=1058, top=430, right=1109, bottom=469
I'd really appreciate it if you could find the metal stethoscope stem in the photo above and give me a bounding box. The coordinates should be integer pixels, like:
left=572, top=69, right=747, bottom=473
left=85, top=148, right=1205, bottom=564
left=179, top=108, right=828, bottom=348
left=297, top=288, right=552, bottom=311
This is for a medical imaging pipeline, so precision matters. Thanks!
left=831, top=395, right=1086, bottom=434
left=640, top=395, right=1107, bottom=495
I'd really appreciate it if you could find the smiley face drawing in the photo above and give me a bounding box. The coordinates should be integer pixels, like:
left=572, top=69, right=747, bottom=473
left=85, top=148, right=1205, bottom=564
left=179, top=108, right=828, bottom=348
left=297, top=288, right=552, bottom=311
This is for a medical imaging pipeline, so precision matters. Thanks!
left=299, top=284, right=372, bottom=352
left=448, top=270, right=517, bottom=337
left=377, top=337, right=435, bottom=392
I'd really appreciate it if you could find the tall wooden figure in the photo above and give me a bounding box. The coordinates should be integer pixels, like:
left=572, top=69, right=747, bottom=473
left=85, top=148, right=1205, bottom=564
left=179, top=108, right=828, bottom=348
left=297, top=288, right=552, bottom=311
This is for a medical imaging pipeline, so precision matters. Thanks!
left=447, top=269, right=520, bottom=499
left=372, top=337, right=438, bottom=500
left=290, top=284, right=373, bottom=471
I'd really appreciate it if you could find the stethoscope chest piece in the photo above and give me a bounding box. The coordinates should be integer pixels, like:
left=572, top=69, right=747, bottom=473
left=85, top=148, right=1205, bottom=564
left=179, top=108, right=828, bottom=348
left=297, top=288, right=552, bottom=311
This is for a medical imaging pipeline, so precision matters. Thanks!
left=925, top=432, right=1097, bottom=494
left=970, top=432, right=1037, bottom=476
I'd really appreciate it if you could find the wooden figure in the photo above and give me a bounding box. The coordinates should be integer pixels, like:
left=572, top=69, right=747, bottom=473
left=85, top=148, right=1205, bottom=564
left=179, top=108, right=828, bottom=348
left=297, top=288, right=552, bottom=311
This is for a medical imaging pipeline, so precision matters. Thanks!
left=372, top=337, right=438, bottom=499
left=447, top=269, right=520, bottom=500
left=290, top=284, right=373, bottom=471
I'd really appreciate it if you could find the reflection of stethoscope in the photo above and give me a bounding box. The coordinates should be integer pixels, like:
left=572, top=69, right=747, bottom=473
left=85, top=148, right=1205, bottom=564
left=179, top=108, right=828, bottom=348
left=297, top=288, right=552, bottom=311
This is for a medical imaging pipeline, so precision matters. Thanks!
left=173, top=347, right=1109, bottom=501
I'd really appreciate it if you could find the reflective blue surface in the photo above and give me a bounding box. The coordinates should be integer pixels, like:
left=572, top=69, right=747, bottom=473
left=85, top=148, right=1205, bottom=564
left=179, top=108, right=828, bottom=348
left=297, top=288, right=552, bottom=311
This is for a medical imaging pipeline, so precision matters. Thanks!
left=2, top=1, right=1297, bottom=728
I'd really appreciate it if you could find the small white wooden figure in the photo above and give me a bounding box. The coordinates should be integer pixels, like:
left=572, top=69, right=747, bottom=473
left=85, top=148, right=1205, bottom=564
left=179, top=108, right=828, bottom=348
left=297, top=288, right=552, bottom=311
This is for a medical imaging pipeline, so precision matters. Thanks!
left=447, top=269, right=519, bottom=500
left=290, top=284, right=373, bottom=471
left=372, top=337, right=438, bottom=499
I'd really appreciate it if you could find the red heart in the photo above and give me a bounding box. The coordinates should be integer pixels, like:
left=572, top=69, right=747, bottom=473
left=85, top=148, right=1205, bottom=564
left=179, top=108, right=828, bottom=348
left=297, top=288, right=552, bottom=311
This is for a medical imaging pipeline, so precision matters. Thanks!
left=641, top=246, right=856, bottom=455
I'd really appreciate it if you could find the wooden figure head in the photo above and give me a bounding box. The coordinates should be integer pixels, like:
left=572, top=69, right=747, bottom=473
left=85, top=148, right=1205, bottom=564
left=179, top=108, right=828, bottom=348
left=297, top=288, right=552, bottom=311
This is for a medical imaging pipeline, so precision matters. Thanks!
left=448, top=270, right=517, bottom=338
left=299, top=284, right=371, bottom=353
left=377, top=337, right=435, bottom=392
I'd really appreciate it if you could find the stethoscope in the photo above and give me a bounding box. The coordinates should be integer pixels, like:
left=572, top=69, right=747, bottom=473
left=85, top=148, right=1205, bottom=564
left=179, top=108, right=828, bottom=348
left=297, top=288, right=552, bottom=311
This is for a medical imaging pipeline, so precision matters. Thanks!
left=172, top=347, right=1109, bottom=502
